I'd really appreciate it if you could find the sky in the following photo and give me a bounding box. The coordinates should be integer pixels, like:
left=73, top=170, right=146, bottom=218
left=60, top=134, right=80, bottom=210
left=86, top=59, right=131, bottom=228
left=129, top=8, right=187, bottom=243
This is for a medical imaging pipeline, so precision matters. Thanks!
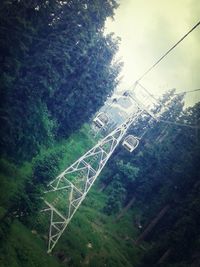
left=104, top=0, right=200, bottom=107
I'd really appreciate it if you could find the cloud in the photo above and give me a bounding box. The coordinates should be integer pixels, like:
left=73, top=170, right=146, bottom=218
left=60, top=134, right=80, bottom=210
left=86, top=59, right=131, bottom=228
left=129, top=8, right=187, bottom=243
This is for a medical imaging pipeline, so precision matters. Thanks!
left=105, top=0, right=200, bottom=106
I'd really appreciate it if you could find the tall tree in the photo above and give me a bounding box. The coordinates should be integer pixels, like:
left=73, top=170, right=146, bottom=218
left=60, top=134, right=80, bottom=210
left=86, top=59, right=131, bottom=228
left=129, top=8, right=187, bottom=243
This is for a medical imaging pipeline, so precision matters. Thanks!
left=0, top=0, right=121, bottom=161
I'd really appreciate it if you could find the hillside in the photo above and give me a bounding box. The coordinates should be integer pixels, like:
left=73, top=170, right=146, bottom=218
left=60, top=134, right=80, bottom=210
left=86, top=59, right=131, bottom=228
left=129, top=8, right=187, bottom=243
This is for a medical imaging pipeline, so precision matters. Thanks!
left=0, top=1, right=200, bottom=267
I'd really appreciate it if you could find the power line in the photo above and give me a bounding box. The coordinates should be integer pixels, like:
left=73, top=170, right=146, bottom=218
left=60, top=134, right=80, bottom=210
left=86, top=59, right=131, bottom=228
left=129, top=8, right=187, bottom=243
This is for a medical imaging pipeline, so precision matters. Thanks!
left=127, top=82, right=200, bottom=129
left=153, top=88, right=200, bottom=97
left=125, top=20, right=200, bottom=108
left=135, top=84, right=200, bottom=129
left=159, top=119, right=200, bottom=129
left=174, top=88, right=200, bottom=95
left=137, top=82, right=159, bottom=101
left=137, top=86, right=200, bottom=101
left=147, top=88, right=200, bottom=98
left=120, top=16, right=200, bottom=141
left=135, top=20, right=200, bottom=84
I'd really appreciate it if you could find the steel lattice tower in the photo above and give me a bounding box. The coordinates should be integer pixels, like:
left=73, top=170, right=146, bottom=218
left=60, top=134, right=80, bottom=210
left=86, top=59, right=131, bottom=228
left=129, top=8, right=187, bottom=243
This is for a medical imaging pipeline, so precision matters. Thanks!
left=41, top=87, right=156, bottom=253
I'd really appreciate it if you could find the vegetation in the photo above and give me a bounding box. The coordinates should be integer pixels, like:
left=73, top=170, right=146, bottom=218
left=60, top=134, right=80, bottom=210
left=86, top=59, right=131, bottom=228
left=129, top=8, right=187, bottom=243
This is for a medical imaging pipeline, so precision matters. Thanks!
left=100, top=92, right=200, bottom=267
left=0, top=0, right=121, bottom=162
left=0, top=1, right=199, bottom=267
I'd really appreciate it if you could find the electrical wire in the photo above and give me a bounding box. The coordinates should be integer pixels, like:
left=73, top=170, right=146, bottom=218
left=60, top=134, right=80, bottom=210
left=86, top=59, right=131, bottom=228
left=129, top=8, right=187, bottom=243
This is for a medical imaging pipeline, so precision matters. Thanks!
left=135, top=20, right=200, bottom=84
left=132, top=84, right=200, bottom=129
left=116, top=20, right=200, bottom=130
left=159, top=119, right=200, bottom=129
left=127, top=82, right=200, bottom=129
left=2, top=16, right=200, bottom=129
left=150, top=88, right=200, bottom=98
left=137, top=82, right=159, bottom=101
left=125, top=20, right=200, bottom=109
left=174, top=88, right=200, bottom=95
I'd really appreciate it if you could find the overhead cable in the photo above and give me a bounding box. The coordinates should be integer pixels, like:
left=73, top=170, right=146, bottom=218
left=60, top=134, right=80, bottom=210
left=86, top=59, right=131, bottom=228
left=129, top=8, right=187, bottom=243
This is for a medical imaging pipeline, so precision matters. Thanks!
left=147, top=88, right=200, bottom=98
left=159, top=119, right=200, bottom=129
left=174, top=88, right=200, bottom=95
left=135, top=20, right=200, bottom=84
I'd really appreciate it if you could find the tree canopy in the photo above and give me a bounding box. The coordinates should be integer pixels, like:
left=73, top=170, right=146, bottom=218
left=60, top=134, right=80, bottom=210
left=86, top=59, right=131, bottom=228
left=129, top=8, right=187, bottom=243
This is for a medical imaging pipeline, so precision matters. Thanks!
left=0, top=0, right=121, bottom=161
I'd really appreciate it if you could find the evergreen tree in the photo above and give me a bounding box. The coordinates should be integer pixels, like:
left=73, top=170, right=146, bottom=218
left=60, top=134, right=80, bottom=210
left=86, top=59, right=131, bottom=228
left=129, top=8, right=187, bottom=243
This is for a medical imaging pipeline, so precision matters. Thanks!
left=0, top=0, right=121, bottom=161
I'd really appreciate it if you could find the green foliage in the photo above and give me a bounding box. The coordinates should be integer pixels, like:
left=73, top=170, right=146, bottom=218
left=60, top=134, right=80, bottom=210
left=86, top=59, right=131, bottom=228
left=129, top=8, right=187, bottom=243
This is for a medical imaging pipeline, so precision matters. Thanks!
left=1, top=99, right=199, bottom=266
left=131, top=100, right=200, bottom=266
left=0, top=220, right=62, bottom=267
left=116, top=160, right=139, bottom=183
left=32, top=148, right=64, bottom=185
left=0, top=0, right=121, bottom=162
left=98, top=93, right=200, bottom=266
left=104, top=174, right=126, bottom=215
left=1, top=5, right=200, bottom=264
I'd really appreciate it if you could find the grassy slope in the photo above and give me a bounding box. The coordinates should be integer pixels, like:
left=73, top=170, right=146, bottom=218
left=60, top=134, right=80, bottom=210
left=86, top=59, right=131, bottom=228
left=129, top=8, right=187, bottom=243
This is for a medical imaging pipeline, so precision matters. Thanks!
left=0, top=220, right=62, bottom=267
left=0, top=124, right=142, bottom=267
left=55, top=187, right=142, bottom=267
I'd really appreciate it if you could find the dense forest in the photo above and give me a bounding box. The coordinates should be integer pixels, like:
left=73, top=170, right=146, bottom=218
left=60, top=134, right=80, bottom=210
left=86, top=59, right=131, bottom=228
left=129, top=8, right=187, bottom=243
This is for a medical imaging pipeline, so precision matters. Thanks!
left=0, top=0, right=121, bottom=161
left=0, top=1, right=199, bottom=267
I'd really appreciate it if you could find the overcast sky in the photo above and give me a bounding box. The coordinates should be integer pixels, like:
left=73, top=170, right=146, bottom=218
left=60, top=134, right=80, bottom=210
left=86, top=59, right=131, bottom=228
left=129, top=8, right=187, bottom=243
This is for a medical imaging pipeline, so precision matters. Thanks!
left=105, top=0, right=200, bottom=106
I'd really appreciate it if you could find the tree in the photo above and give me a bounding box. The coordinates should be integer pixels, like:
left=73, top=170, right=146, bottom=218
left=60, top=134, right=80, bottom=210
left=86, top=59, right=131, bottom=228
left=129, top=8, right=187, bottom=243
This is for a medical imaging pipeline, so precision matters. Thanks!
left=0, top=0, right=121, bottom=162
left=103, top=174, right=126, bottom=215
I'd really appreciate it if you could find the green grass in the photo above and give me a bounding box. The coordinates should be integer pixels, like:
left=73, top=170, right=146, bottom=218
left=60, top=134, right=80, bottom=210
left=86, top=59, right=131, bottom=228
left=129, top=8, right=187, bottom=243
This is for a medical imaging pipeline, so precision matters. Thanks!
left=58, top=124, right=98, bottom=171
left=51, top=186, right=141, bottom=266
left=0, top=124, right=142, bottom=267
left=0, top=220, right=62, bottom=267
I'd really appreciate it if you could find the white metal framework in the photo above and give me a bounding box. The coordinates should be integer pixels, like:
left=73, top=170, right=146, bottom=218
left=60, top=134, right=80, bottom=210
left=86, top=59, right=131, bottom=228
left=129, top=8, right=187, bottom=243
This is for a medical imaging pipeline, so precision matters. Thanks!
left=41, top=86, right=157, bottom=253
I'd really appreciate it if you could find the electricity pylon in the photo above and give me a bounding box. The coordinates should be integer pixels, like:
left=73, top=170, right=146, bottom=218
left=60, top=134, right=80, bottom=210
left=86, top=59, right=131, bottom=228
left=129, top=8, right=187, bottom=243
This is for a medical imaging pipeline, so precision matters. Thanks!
left=41, top=88, right=157, bottom=253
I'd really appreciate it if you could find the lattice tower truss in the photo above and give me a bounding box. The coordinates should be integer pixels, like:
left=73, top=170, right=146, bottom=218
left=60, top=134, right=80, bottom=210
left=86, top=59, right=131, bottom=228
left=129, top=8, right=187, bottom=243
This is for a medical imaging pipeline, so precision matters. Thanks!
left=41, top=90, right=156, bottom=253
